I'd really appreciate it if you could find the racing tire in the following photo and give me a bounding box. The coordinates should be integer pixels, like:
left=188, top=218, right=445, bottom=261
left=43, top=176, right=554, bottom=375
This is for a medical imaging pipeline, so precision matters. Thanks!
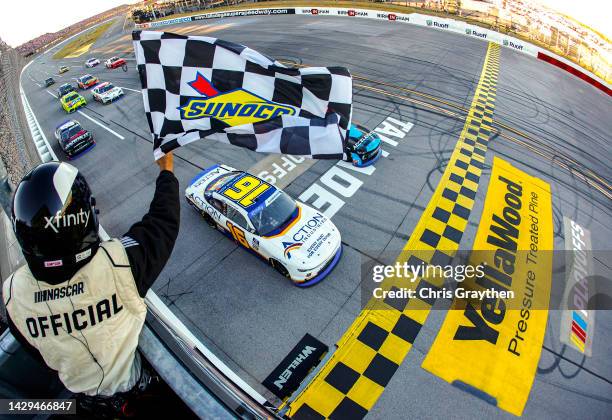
left=270, top=259, right=290, bottom=278
left=202, top=213, right=216, bottom=228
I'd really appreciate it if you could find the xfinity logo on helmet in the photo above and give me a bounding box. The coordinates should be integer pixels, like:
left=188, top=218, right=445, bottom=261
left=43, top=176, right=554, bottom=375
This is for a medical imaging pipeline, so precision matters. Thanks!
left=44, top=209, right=90, bottom=233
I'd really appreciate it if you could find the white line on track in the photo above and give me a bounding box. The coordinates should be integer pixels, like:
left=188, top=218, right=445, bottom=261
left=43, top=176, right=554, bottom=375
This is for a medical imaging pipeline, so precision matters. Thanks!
left=118, top=86, right=141, bottom=93
left=77, top=110, right=125, bottom=140
left=46, top=90, right=58, bottom=99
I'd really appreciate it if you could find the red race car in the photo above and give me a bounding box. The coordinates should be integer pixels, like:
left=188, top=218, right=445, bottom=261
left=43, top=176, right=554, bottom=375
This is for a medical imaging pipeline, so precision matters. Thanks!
left=76, top=74, right=99, bottom=89
left=105, top=56, right=126, bottom=69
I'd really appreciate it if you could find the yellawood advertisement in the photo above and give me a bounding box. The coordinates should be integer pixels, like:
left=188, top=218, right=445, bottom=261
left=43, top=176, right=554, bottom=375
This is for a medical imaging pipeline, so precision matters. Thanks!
left=422, top=157, right=553, bottom=416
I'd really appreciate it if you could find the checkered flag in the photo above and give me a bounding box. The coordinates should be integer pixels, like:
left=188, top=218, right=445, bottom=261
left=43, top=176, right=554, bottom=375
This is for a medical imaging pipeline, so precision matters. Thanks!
left=132, top=30, right=353, bottom=160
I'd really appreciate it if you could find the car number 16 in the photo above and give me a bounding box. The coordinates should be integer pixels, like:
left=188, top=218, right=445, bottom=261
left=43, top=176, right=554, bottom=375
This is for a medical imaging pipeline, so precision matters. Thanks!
left=223, top=175, right=270, bottom=208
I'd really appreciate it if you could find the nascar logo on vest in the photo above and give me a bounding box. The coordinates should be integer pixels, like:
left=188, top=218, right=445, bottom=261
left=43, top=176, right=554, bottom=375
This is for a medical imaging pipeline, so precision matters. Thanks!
left=132, top=30, right=353, bottom=160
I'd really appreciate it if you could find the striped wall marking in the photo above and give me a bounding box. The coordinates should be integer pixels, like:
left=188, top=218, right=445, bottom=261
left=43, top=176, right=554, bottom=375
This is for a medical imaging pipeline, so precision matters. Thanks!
left=286, top=43, right=501, bottom=419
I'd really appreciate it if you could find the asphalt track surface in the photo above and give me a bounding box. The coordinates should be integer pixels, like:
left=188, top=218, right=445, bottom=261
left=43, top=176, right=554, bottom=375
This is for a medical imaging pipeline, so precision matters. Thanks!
left=22, top=15, right=611, bottom=419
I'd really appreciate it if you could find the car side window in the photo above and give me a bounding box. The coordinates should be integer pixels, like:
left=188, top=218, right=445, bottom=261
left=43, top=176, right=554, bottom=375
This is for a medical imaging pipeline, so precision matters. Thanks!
left=209, top=197, right=227, bottom=215
left=226, top=205, right=249, bottom=230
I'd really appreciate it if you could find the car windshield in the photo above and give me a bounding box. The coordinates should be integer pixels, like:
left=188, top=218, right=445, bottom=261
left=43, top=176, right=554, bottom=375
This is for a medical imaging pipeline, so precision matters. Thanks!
left=65, top=93, right=79, bottom=101
left=249, top=191, right=297, bottom=236
left=97, top=84, right=114, bottom=93
left=60, top=125, right=82, bottom=141
left=81, top=76, right=92, bottom=82
left=45, top=78, right=53, bottom=83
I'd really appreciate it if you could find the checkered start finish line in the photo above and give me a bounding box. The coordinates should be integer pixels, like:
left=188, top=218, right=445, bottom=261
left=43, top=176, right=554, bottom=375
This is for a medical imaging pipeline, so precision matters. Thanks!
left=286, top=43, right=500, bottom=419
left=132, top=30, right=353, bottom=160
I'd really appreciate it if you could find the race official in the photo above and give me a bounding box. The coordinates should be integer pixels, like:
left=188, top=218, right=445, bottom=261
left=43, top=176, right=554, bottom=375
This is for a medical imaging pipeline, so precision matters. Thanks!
left=2, top=153, right=179, bottom=397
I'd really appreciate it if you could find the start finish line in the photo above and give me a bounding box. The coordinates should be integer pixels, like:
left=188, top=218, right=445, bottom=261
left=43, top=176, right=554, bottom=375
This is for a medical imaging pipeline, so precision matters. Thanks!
left=422, top=157, right=553, bottom=416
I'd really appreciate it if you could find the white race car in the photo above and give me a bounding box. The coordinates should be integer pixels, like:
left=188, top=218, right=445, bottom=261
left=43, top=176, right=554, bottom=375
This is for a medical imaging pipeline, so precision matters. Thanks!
left=91, top=82, right=124, bottom=104
left=85, top=58, right=100, bottom=68
left=185, top=164, right=342, bottom=286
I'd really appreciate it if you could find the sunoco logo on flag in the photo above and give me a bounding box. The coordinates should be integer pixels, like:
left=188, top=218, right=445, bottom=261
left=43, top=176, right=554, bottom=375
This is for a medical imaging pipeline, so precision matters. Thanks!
left=179, top=72, right=296, bottom=125
left=133, top=30, right=353, bottom=161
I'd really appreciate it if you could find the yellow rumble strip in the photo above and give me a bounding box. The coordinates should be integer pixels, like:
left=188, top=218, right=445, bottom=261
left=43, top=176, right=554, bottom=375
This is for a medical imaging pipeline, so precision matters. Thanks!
left=286, top=43, right=501, bottom=419
left=422, top=157, right=553, bottom=416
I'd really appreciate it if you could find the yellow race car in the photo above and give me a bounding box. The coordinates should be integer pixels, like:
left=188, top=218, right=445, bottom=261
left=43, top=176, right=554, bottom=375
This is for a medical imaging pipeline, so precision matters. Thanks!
left=60, top=91, right=86, bottom=113
left=58, top=65, right=70, bottom=74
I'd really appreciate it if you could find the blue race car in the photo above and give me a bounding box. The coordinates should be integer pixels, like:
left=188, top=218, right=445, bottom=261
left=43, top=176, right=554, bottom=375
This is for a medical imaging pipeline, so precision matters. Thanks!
left=346, top=124, right=382, bottom=167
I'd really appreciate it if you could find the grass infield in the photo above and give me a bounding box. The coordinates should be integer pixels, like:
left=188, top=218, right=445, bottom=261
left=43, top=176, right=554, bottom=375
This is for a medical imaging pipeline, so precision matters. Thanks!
left=53, top=20, right=115, bottom=59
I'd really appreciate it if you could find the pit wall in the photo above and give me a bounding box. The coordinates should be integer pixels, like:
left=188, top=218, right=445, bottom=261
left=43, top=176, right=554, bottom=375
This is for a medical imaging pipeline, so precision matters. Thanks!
left=134, top=6, right=611, bottom=96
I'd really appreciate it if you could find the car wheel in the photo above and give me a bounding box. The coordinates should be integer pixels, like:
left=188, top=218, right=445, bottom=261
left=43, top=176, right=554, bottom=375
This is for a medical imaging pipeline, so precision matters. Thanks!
left=202, top=212, right=216, bottom=228
left=270, top=259, right=290, bottom=278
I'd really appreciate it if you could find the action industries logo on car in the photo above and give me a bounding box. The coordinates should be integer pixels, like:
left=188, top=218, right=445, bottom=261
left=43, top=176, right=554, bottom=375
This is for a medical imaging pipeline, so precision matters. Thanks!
left=283, top=241, right=303, bottom=259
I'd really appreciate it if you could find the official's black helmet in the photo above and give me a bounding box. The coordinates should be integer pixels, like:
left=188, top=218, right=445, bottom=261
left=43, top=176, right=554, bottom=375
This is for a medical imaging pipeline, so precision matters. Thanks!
left=12, top=162, right=99, bottom=280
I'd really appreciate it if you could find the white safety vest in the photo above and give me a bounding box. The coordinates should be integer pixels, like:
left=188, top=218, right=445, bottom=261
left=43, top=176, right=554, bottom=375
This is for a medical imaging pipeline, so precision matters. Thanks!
left=3, top=240, right=147, bottom=396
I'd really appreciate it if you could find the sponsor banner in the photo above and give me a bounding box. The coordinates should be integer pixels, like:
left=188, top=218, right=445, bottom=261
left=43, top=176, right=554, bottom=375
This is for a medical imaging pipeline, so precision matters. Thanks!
left=464, top=25, right=502, bottom=44
left=296, top=7, right=332, bottom=16
left=148, top=16, right=192, bottom=28
left=501, top=35, right=537, bottom=56
left=560, top=217, right=595, bottom=356
left=192, top=8, right=295, bottom=21
left=422, top=157, right=553, bottom=416
left=262, top=333, right=328, bottom=399
left=135, top=8, right=295, bottom=28
left=296, top=7, right=375, bottom=18
left=410, top=13, right=464, bottom=34
left=135, top=6, right=609, bottom=91
left=373, top=11, right=411, bottom=22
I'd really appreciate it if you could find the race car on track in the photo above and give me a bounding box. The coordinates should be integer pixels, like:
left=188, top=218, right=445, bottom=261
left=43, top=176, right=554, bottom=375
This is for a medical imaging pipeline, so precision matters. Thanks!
left=92, top=82, right=124, bottom=104
left=60, top=91, right=87, bottom=113
left=76, top=74, right=99, bottom=89
left=105, top=56, right=126, bottom=69
left=54, top=120, right=95, bottom=159
left=57, top=83, right=76, bottom=98
left=44, top=77, right=55, bottom=87
left=58, top=65, right=69, bottom=74
left=185, top=165, right=342, bottom=286
left=85, top=58, right=100, bottom=68
left=346, top=123, right=382, bottom=167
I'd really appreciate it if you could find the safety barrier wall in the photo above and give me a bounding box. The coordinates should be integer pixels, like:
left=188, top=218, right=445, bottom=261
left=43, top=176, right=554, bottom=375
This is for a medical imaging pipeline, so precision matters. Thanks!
left=134, top=6, right=611, bottom=95
left=16, top=19, right=120, bottom=165
left=19, top=83, right=58, bottom=164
